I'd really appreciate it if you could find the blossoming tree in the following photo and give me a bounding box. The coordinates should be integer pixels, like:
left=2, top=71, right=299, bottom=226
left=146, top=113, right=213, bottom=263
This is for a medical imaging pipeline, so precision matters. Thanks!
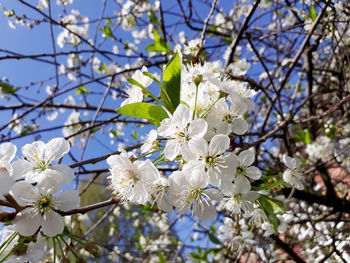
left=0, top=0, right=349, bottom=262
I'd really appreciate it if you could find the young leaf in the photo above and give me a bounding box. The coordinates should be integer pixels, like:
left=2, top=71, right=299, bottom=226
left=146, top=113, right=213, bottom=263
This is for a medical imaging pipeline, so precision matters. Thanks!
left=162, top=52, right=181, bottom=113
left=0, top=82, right=16, bottom=94
left=145, top=30, right=170, bottom=53
left=208, top=233, right=221, bottom=245
left=127, top=78, right=164, bottom=106
left=148, top=9, right=160, bottom=25
left=258, top=195, right=286, bottom=231
left=116, top=102, right=168, bottom=126
left=75, top=86, right=91, bottom=94
left=309, top=5, right=317, bottom=21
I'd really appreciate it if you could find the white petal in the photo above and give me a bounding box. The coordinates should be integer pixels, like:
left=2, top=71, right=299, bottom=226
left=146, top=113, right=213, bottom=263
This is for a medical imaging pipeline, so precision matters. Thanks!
left=244, top=191, right=260, bottom=202
left=11, top=181, right=38, bottom=206
left=208, top=168, right=221, bottom=187
left=209, top=134, right=230, bottom=155
left=0, top=142, right=16, bottom=162
left=188, top=119, right=207, bottom=138
left=135, top=159, right=159, bottom=182
left=181, top=143, right=195, bottom=162
left=188, top=170, right=208, bottom=189
left=222, top=154, right=239, bottom=176
left=239, top=150, right=255, bottom=166
left=45, top=138, right=70, bottom=161
left=22, top=141, right=45, bottom=160
left=173, top=104, right=191, bottom=128
left=234, top=175, right=251, bottom=194
left=0, top=172, right=14, bottom=196
left=52, top=164, right=74, bottom=185
left=157, top=196, right=174, bottom=213
left=204, top=188, right=223, bottom=201
left=282, top=155, right=297, bottom=170
left=55, top=190, right=80, bottom=212
left=231, top=118, right=248, bottom=135
left=36, top=169, right=65, bottom=194
left=13, top=208, right=42, bottom=237
left=132, top=183, right=148, bottom=205
left=11, top=159, right=32, bottom=180
left=194, top=200, right=216, bottom=222
left=188, top=137, right=208, bottom=158
left=41, top=211, right=64, bottom=237
left=229, top=94, right=248, bottom=115
left=245, top=166, right=262, bottom=180
left=164, top=140, right=181, bottom=161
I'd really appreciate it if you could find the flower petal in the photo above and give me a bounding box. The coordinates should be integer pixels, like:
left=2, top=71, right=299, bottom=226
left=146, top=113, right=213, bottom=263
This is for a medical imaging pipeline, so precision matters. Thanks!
left=231, top=118, right=248, bottom=135
left=13, top=208, right=42, bottom=237
left=55, top=190, right=80, bottom=212
left=52, top=164, right=74, bottom=185
left=188, top=119, right=207, bottom=138
left=11, top=181, right=38, bottom=206
left=41, top=211, right=64, bottom=237
left=188, top=137, right=208, bottom=158
left=209, top=134, right=229, bottom=155
left=245, top=166, right=262, bottom=180
left=11, top=159, right=32, bottom=180
left=0, top=142, right=16, bottom=162
left=194, top=200, right=216, bottom=222
left=173, top=104, right=191, bottom=128
left=45, top=138, right=70, bottom=161
left=234, top=175, right=251, bottom=194
left=164, top=139, right=181, bottom=161
left=239, top=150, right=255, bottom=166
left=204, top=188, right=223, bottom=201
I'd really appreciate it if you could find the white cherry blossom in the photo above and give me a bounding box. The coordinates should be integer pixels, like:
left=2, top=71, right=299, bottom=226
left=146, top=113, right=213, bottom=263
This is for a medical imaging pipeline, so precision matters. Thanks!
left=282, top=155, right=304, bottom=190
left=168, top=170, right=222, bottom=221
left=184, top=134, right=237, bottom=186
left=141, top=129, right=159, bottom=153
left=12, top=181, right=80, bottom=237
left=18, top=138, right=74, bottom=188
left=221, top=149, right=261, bottom=194
left=107, top=152, right=152, bottom=204
left=158, top=104, right=207, bottom=161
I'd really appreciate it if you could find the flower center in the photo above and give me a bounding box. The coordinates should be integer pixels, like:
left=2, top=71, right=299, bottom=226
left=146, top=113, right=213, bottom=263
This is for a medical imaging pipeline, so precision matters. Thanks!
left=205, top=155, right=215, bottom=166
left=236, top=166, right=246, bottom=175
left=224, top=114, right=233, bottom=123
left=32, top=153, right=50, bottom=171
left=36, top=195, right=54, bottom=214
left=189, top=187, right=203, bottom=200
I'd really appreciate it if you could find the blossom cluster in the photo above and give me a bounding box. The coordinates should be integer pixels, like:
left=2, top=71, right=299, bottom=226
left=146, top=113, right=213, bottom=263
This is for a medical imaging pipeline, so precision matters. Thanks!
left=107, top=61, right=298, bottom=232
left=0, top=138, right=80, bottom=260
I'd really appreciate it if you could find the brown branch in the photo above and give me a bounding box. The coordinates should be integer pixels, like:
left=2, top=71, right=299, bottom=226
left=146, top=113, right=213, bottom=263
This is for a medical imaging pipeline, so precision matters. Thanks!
left=56, top=198, right=120, bottom=216
left=224, top=0, right=261, bottom=68
left=272, top=234, right=306, bottom=263
left=69, top=143, right=142, bottom=168
left=297, top=94, right=350, bottom=123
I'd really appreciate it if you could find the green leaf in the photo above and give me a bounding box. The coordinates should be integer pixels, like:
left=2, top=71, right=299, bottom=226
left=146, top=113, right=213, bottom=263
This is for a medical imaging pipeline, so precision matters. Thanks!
left=143, top=72, right=162, bottom=87
left=309, top=5, right=317, bottom=21
left=116, top=102, right=168, bottom=126
left=208, top=233, right=221, bottom=245
left=158, top=252, right=166, bottom=263
left=143, top=71, right=172, bottom=106
left=254, top=178, right=284, bottom=191
left=291, top=129, right=311, bottom=144
left=99, top=22, right=114, bottom=38
left=0, top=82, right=16, bottom=94
left=145, top=30, right=170, bottom=53
left=258, top=195, right=286, bottom=231
left=127, top=78, right=163, bottom=105
left=75, top=86, right=91, bottom=94
left=131, top=132, right=139, bottom=141
left=148, top=9, right=160, bottom=25
left=162, top=52, right=181, bottom=113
